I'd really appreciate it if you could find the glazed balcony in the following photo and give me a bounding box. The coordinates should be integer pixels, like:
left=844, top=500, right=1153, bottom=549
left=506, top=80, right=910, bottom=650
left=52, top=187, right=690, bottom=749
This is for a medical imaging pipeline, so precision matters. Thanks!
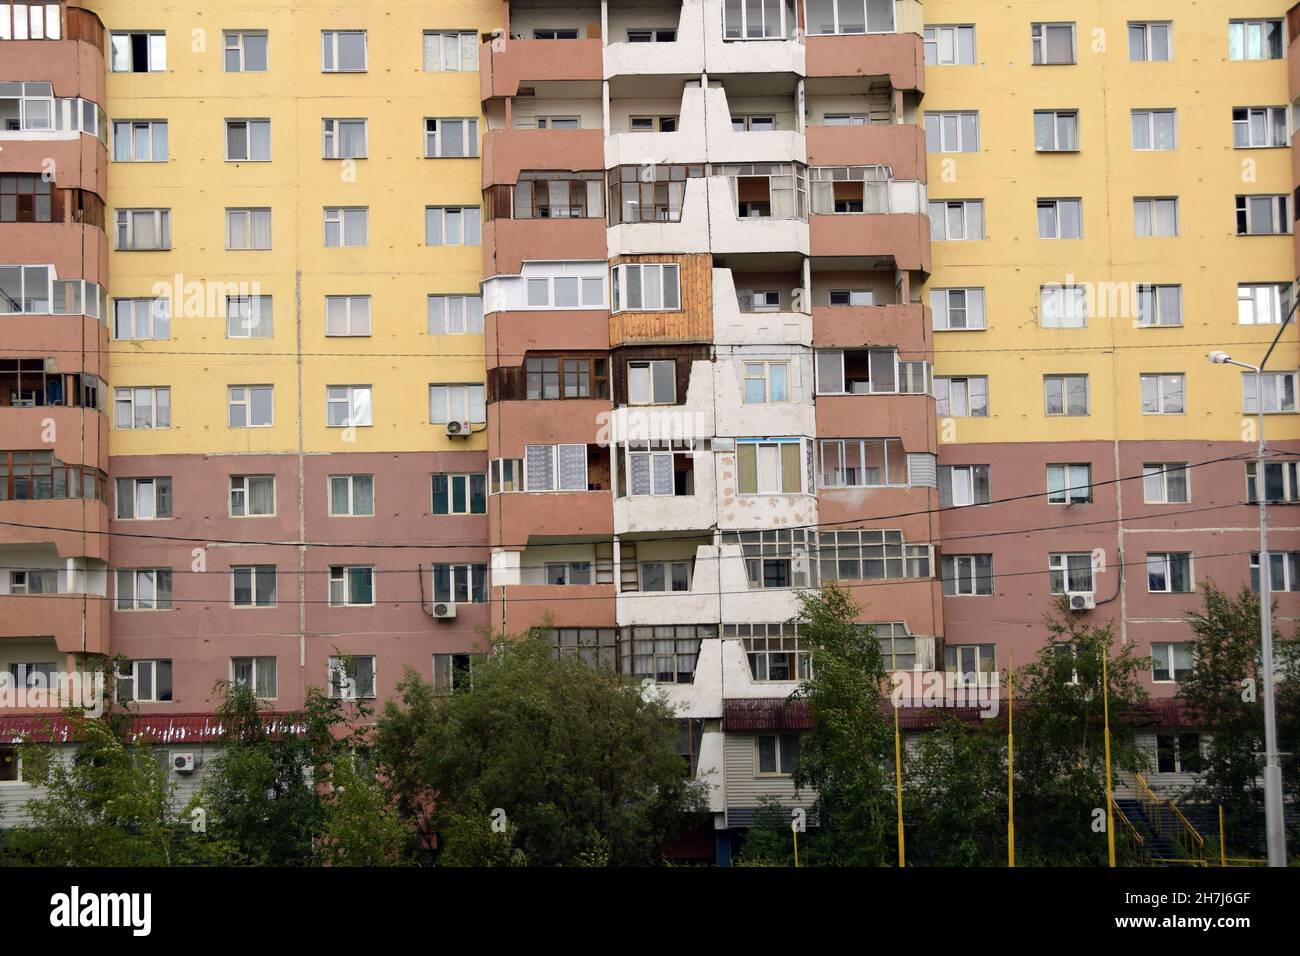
left=0, top=222, right=109, bottom=284
left=0, top=7, right=107, bottom=104
left=483, top=218, right=607, bottom=277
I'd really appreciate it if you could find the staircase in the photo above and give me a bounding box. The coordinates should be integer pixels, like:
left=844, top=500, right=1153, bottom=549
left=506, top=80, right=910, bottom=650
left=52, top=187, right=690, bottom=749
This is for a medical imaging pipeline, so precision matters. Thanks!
left=1115, top=774, right=1209, bottom=866
left=1115, top=798, right=1182, bottom=864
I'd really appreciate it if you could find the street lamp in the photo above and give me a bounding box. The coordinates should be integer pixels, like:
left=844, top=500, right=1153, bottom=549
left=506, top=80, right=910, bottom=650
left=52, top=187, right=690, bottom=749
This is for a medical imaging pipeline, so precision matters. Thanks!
left=1207, top=349, right=1288, bottom=867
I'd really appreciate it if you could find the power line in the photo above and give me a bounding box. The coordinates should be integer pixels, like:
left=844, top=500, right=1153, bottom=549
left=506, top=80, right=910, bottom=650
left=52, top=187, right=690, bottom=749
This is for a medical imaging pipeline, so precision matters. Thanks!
left=0, top=451, right=1257, bottom=553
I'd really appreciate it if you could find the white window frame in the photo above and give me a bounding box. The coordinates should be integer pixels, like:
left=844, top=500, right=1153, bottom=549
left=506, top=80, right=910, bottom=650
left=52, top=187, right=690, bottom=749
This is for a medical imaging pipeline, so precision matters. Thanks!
left=329, top=474, right=375, bottom=517
left=929, top=200, right=984, bottom=240
left=224, top=118, right=271, bottom=162
left=225, top=295, right=273, bottom=339
left=737, top=439, right=806, bottom=496
left=1033, top=110, right=1078, bottom=152
left=112, top=120, right=168, bottom=162
left=523, top=443, right=588, bottom=493
left=1037, top=198, right=1082, bottom=239
left=425, top=206, right=481, bottom=246
left=432, top=473, right=487, bottom=515
left=1229, top=20, right=1284, bottom=62
left=1236, top=194, right=1292, bottom=236
left=1136, top=285, right=1183, bottom=327
left=628, top=360, right=676, bottom=405
left=1151, top=642, right=1194, bottom=683
left=231, top=656, right=277, bottom=698
left=1044, top=374, right=1089, bottom=416
left=115, top=209, right=171, bottom=251
left=109, top=31, right=167, bottom=72
left=924, top=111, right=980, bottom=153
left=934, top=376, right=989, bottom=417
left=423, top=30, right=479, bottom=72
left=115, top=476, right=172, bottom=520
left=1047, top=463, right=1092, bottom=504
left=329, top=566, right=375, bottom=606
left=1147, top=552, right=1193, bottom=594
left=1238, top=283, right=1292, bottom=325
left=1234, top=106, right=1288, bottom=149
left=227, top=385, right=274, bottom=428
left=326, top=385, right=373, bottom=427
left=817, top=438, right=906, bottom=488
left=924, top=24, right=976, bottom=65
left=115, top=658, right=172, bottom=703
left=225, top=207, right=272, bottom=250
left=424, top=117, right=479, bottom=158
left=321, top=30, right=367, bottom=72
left=115, top=568, right=173, bottom=611
left=229, top=474, right=275, bottom=517
left=323, top=206, right=368, bottom=247
left=1143, top=463, right=1190, bottom=504
left=1031, top=22, right=1076, bottom=65
left=231, top=565, right=278, bottom=607
left=114, top=386, right=170, bottom=429
left=1131, top=109, right=1176, bottom=151
left=427, top=294, right=484, bottom=334
left=1140, top=373, right=1185, bottom=415
left=429, top=383, right=486, bottom=424
left=113, top=298, right=170, bottom=340
left=1134, top=197, right=1179, bottom=237
left=325, top=295, right=371, bottom=337
left=223, top=30, right=268, bottom=72
left=1040, top=284, right=1088, bottom=327
left=327, top=656, right=377, bottom=700
left=1128, top=22, right=1171, bottom=62
left=612, top=263, right=681, bottom=312
left=939, top=464, right=990, bottom=507
left=941, top=554, right=994, bottom=596
left=1247, top=461, right=1300, bottom=504
left=1048, top=552, right=1094, bottom=595
left=742, top=360, right=789, bottom=404
left=1243, top=371, right=1298, bottom=414
left=722, top=0, right=796, bottom=40
left=321, top=118, right=368, bottom=159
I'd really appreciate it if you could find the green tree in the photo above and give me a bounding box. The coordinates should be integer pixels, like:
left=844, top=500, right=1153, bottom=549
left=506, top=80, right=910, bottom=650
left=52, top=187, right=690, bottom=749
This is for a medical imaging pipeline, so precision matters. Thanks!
left=8, top=711, right=177, bottom=866
left=374, top=630, right=704, bottom=866
left=316, top=754, right=413, bottom=866
left=1179, top=583, right=1300, bottom=851
left=789, top=584, right=894, bottom=866
left=733, top=795, right=800, bottom=866
left=905, top=715, right=1007, bottom=866
left=1012, top=599, right=1149, bottom=865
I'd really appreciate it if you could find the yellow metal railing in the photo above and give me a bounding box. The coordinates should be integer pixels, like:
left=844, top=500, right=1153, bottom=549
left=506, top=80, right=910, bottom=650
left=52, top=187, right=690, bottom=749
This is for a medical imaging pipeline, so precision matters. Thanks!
left=1110, top=797, right=1146, bottom=862
left=1134, top=773, right=1208, bottom=866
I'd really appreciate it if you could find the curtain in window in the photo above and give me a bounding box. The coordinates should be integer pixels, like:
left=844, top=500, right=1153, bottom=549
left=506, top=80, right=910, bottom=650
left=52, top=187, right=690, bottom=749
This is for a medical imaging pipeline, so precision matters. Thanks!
left=249, top=477, right=274, bottom=515
left=525, top=445, right=554, bottom=491
left=558, top=444, right=587, bottom=491
left=255, top=658, right=276, bottom=699
left=250, top=210, right=271, bottom=248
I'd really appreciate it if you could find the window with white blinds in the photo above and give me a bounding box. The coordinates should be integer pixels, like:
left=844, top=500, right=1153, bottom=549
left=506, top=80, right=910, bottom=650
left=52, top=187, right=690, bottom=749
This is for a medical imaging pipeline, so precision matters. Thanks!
left=524, top=444, right=587, bottom=492
left=629, top=451, right=674, bottom=496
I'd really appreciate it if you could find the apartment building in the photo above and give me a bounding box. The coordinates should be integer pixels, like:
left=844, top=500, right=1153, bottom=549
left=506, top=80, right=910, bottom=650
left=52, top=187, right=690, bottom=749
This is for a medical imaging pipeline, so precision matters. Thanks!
left=1, top=1, right=1297, bottom=862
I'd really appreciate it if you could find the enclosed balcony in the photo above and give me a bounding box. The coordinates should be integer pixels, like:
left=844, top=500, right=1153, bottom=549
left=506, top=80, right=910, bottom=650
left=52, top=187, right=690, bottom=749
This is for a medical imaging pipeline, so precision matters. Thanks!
left=804, top=0, right=925, bottom=93
left=705, top=0, right=804, bottom=75
left=613, top=441, right=718, bottom=535
left=809, top=258, right=929, bottom=352
left=488, top=443, right=614, bottom=545
left=480, top=0, right=603, bottom=102
left=482, top=167, right=608, bottom=274
left=0, top=545, right=108, bottom=655
left=808, top=168, right=930, bottom=269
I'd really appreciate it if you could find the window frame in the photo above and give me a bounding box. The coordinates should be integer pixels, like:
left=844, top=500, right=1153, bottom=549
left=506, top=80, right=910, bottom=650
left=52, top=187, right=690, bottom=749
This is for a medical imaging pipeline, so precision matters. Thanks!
left=321, top=29, right=367, bottom=73
left=329, top=473, right=375, bottom=517
left=229, top=474, right=275, bottom=518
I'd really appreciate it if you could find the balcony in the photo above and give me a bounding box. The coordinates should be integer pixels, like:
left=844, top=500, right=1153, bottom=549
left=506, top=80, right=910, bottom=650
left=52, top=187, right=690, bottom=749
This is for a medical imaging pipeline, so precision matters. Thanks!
left=0, top=592, right=109, bottom=656
left=490, top=582, right=615, bottom=631
left=487, top=309, right=610, bottom=365
left=815, top=393, right=933, bottom=449
left=810, top=207, right=930, bottom=271
left=482, top=129, right=604, bottom=189
left=480, top=38, right=603, bottom=101
left=0, top=222, right=109, bottom=284
left=487, top=398, right=612, bottom=453
left=483, top=217, right=607, bottom=277
left=711, top=261, right=811, bottom=346
left=490, top=489, right=614, bottom=545
left=604, top=0, right=704, bottom=77
left=806, top=123, right=926, bottom=182
left=812, top=302, right=928, bottom=353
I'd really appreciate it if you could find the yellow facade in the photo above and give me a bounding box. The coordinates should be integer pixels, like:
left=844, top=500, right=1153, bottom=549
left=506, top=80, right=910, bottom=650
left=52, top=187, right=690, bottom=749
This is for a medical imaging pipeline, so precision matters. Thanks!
left=924, top=0, right=1300, bottom=445
left=100, top=0, right=497, bottom=457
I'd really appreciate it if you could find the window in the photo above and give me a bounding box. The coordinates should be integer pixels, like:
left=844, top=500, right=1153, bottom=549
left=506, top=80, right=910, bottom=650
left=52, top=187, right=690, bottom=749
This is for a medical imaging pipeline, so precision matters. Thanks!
left=1047, top=463, right=1092, bottom=504
left=873, top=622, right=922, bottom=670
left=743, top=361, right=789, bottom=404
left=736, top=440, right=804, bottom=495
left=815, top=530, right=933, bottom=584
left=606, top=164, right=702, bottom=224
left=945, top=644, right=996, bottom=686
left=1234, top=107, right=1288, bottom=148
left=228, top=385, right=273, bottom=428
left=1251, top=552, right=1300, bottom=592
left=0, top=451, right=105, bottom=503
left=9, top=569, right=58, bottom=594
left=745, top=630, right=809, bottom=681
left=115, top=477, right=172, bottom=520
left=110, top=31, right=166, bottom=72
left=1131, top=109, right=1176, bottom=150
left=924, top=111, right=979, bottom=153
left=1147, top=553, right=1193, bottom=593
left=1143, top=463, right=1190, bottom=504
left=1236, top=195, right=1291, bottom=236
left=115, top=569, right=173, bottom=610
left=0, top=81, right=54, bottom=132
left=1129, top=22, right=1171, bottom=61
left=323, top=207, right=368, bottom=247
left=424, top=31, right=478, bottom=71
left=522, top=274, right=606, bottom=309
left=1049, top=553, right=1094, bottom=594
left=224, top=119, right=270, bottom=161
left=326, top=656, right=376, bottom=700
left=114, top=387, right=170, bottom=429
left=1156, top=733, right=1202, bottom=774
left=224, top=295, right=272, bottom=339
left=929, top=200, right=984, bottom=240
left=722, top=0, right=797, bottom=40
left=429, top=384, right=485, bottom=424
left=425, top=206, right=481, bottom=246
left=1136, top=285, right=1182, bottom=327
left=924, top=24, right=976, bottom=65
left=1034, top=110, right=1078, bottom=151
left=329, top=474, right=374, bottom=516
left=329, top=566, right=374, bottom=606
left=1044, top=374, right=1089, bottom=416
left=525, top=357, right=608, bottom=400
left=1140, top=373, right=1185, bottom=415
left=432, top=653, right=472, bottom=694
left=232, top=565, right=277, bottom=607
left=112, top=120, right=168, bottom=162
left=1243, top=371, right=1298, bottom=414
left=806, top=0, right=894, bottom=36
left=0, top=174, right=51, bottom=223
left=225, top=208, right=272, bottom=251
left=432, top=564, right=487, bottom=604
left=230, top=475, right=275, bottom=517
left=627, top=28, right=677, bottom=42
left=938, top=464, right=990, bottom=507
left=822, top=113, right=870, bottom=126
left=523, top=444, right=588, bottom=492
left=1040, top=285, right=1088, bottom=327
left=1134, top=197, right=1178, bottom=237
left=627, top=360, right=676, bottom=405
left=619, top=627, right=707, bottom=685
left=322, top=30, right=366, bottom=71
left=1238, top=283, right=1292, bottom=325
left=756, top=733, right=801, bottom=775
left=0, top=3, right=61, bottom=41
left=611, top=263, right=681, bottom=312
left=115, top=659, right=173, bottom=703
left=432, top=473, right=486, bottom=515
left=639, top=560, right=692, bottom=593
left=934, top=376, right=988, bottom=417
left=816, top=349, right=928, bottom=396
left=321, top=118, right=367, bottom=159
left=1032, top=22, right=1075, bottom=65
left=1247, top=461, right=1300, bottom=504
left=829, top=289, right=873, bottom=306
left=723, top=530, right=817, bottom=589
left=629, top=116, right=677, bottom=133
left=1, top=745, right=21, bottom=783
left=942, top=554, right=993, bottom=596
left=424, top=118, right=478, bottom=158
left=494, top=170, right=606, bottom=221
left=1229, top=20, right=1284, bottom=61
left=325, top=295, right=370, bottom=337
left=738, top=289, right=781, bottom=312
left=7, top=662, right=55, bottom=691
left=1037, top=198, right=1082, bottom=239
left=115, top=209, right=170, bottom=250
left=428, top=295, right=483, bottom=334
left=327, top=385, right=373, bottom=427
left=1151, top=642, right=1193, bottom=683
left=232, top=656, right=277, bottom=698
left=224, top=30, right=268, bottom=72
left=546, top=562, right=594, bottom=586
left=533, top=28, right=579, bottom=40
left=114, top=299, right=170, bottom=340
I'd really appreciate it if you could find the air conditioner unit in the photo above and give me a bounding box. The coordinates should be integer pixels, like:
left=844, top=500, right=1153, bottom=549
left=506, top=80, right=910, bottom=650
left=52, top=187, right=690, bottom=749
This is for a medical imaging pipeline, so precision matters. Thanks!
left=172, top=752, right=196, bottom=774
left=432, top=601, right=457, bottom=619
left=1067, top=591, right=1096, bottom=612
left=445, top=420, right=471, bottom=438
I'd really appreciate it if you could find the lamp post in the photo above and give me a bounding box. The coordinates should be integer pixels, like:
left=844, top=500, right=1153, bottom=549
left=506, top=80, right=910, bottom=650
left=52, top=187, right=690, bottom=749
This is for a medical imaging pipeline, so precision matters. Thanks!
left=1207, top=349, right=1287, bottom=866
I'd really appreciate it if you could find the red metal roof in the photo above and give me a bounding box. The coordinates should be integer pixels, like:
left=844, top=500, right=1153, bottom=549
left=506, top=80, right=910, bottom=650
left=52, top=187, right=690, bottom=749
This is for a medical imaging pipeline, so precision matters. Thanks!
left=0, top=712, right=305, bottom=745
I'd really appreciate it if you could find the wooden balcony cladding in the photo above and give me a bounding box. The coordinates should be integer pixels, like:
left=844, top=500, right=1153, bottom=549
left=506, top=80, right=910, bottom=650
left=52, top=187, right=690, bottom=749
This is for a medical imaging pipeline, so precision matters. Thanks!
left=608, top=253, right=713, bottom=347
left=610, top=344, right=712, bottom=408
